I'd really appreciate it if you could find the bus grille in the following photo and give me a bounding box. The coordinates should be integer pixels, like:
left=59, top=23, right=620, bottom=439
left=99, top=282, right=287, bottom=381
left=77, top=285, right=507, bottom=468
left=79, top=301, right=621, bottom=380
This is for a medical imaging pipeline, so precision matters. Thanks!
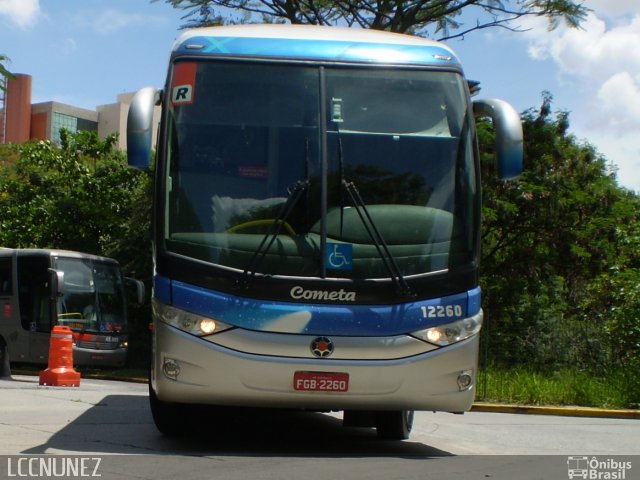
left=75, top=341, right=120, bottom=350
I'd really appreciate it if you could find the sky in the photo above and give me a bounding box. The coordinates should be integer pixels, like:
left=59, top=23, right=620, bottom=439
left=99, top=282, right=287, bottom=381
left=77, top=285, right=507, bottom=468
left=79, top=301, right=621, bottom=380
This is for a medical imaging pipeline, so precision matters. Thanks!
left=0, top=0, right=638, bottom=191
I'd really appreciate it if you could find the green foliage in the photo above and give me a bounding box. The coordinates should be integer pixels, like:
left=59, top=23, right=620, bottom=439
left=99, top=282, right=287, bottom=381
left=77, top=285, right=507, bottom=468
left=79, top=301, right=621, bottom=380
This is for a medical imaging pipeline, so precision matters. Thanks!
left=0, top=54, right=14, bottom=91
left=478, top=366, right=638, bottom=409
left=479, top=93, right=640, bottom=397
left=0, top=130, right=150, bottom=257
left=581, top=269, right=640, bottom=367
left=154, top=0, right=589, bottom=39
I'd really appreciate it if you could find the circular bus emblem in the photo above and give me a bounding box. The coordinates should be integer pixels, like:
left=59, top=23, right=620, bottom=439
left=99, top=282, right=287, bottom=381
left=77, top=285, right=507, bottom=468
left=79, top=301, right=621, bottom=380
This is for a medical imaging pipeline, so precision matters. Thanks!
left=310, top=337, right=334, bottom=358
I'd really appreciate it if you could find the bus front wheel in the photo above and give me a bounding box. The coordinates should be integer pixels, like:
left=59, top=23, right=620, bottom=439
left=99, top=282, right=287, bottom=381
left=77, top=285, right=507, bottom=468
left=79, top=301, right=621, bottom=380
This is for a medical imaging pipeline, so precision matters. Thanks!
left=375, top=410, right=414, bottom=440
left=149, top=383, right=188, bottom=436
left=0, top=339, right=10, bottom=378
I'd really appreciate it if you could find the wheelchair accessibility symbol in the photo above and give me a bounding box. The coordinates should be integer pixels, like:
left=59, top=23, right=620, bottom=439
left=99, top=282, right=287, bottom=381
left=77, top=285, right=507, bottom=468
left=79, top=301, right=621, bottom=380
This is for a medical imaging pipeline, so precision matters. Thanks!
left=326, top=243, right=353, bottom=270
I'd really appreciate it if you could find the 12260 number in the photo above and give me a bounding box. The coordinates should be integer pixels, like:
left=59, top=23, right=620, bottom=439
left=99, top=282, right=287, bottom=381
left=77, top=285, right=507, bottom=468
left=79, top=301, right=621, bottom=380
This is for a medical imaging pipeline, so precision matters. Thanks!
left=421, top=305, right=463, bottom=319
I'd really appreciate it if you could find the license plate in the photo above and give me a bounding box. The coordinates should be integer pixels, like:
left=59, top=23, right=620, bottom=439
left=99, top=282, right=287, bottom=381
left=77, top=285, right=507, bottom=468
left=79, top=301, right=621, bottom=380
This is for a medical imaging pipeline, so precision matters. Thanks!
left=293, top=371, right=349, bottom=392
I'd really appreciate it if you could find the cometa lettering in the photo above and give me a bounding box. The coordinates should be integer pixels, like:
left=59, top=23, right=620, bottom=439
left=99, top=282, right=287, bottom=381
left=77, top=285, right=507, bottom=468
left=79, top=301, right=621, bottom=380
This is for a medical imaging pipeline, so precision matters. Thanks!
left=290, top=286, right=356, bottom=302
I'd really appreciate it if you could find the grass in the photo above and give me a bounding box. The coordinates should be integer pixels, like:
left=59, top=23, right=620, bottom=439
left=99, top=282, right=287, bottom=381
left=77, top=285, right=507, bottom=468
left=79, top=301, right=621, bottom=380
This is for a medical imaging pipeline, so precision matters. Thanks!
left=477, top=366, right=639, bottom=409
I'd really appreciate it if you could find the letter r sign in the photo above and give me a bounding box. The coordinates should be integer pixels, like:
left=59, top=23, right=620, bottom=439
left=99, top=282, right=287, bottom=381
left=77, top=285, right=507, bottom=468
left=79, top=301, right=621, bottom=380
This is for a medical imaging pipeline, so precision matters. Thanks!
left=171, top=62, right=196, bottom=105
left=172, top=84, right=193, bottom=105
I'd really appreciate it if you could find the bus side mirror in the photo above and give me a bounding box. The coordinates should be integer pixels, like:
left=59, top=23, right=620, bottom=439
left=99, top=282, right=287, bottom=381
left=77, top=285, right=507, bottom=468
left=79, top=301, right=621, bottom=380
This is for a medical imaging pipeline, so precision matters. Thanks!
left=473, top=98, right=523, bottom=180
left=125, top=277, right=146, bottom=305
left=127, top=86, right=160, bottom=170
left=48, top=269, right=64, bottom=299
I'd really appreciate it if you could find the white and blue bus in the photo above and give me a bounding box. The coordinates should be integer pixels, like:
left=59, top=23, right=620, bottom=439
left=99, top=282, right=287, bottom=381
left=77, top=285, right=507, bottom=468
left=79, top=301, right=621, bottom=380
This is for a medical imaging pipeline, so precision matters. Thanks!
left=127, top=24, right=522, bottom=439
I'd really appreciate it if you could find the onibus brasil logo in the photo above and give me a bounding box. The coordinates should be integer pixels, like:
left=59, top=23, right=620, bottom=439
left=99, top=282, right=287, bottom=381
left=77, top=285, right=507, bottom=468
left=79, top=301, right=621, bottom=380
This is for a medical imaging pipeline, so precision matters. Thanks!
left=567, top=456, right=633, bottom=479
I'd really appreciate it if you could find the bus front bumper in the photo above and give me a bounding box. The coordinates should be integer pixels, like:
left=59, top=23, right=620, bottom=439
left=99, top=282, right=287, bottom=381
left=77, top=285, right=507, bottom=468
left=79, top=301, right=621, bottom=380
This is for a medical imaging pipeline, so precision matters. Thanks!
left=151, top=321, right=480, bottom=412
left=73, top=346, right=127, bottom=368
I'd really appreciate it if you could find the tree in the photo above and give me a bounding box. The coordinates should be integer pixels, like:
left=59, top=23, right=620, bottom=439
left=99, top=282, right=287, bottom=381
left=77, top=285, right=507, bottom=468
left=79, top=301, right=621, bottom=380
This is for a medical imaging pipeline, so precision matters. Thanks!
left=155, top=0, right=588, bottom=39
left=0, top=54, right=14, bottom=91
left=478, top=93, right=639, bottom=374
left=0, top=130, right=150, bottom=258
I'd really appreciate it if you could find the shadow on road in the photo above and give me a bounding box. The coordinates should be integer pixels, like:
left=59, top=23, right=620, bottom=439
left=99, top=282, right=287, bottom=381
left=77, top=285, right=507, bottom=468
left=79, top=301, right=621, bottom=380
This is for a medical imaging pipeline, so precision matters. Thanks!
left=22, top=394, right=452, bottom=458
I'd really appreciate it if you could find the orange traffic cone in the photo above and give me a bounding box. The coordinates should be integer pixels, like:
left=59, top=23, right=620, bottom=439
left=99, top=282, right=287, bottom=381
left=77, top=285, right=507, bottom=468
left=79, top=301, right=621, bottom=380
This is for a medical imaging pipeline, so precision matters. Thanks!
left=39, top=325, right=81, bottom=387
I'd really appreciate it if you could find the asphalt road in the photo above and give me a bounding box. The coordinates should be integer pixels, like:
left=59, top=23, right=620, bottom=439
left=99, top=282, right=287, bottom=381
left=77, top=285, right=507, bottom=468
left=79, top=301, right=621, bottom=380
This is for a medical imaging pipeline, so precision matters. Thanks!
left=0, top=375, right=638, bottom=480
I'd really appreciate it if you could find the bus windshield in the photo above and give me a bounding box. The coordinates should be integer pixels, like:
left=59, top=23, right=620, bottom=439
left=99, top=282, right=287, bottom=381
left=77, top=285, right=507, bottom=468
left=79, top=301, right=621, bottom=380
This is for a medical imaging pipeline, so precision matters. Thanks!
left=54, top=257, right=127, bottom=333
left=164, top=60, right=478, bottom=279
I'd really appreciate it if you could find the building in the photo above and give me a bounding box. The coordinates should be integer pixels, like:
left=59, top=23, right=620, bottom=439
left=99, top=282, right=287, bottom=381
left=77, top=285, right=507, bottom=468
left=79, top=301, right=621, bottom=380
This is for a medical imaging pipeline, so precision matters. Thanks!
left=0, top=73, right=159, bottom=150
left=0, top=73, right=33, bottom=145
left=30, top=101, right=98, bottom=145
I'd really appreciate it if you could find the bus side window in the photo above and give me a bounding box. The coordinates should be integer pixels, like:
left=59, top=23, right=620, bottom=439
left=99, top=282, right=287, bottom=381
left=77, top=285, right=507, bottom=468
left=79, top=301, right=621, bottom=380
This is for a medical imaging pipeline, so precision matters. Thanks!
left=17, top=256, right=51, bottom=333
left=0, top=258, right=11, bottom=296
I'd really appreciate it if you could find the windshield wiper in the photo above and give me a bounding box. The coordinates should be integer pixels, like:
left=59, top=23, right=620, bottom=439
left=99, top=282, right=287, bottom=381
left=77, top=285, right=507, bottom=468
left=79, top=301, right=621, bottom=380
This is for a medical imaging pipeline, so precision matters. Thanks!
left=336, top=138, right=413, bottom=297
left=341, top=179, right=413, bottom=297
left=236, top=179, right=309, bottom=289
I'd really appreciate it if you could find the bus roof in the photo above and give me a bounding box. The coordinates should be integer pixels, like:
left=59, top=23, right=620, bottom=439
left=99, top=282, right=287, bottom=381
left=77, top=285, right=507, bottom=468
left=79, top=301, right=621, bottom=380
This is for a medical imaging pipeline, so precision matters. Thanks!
left=0, top=248, right=119, bottom=264
left=172, top=24, right=461, bottom=68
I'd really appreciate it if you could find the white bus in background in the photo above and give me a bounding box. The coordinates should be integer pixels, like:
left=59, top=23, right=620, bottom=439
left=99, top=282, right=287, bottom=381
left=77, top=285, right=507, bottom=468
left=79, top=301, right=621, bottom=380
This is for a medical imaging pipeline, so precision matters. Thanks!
left=0, top=248, right=144, bottom=374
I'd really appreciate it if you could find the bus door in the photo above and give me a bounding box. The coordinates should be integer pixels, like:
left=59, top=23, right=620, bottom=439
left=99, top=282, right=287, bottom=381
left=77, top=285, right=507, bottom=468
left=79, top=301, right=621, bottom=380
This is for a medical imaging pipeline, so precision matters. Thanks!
left=16, top=255, right=54, bottom=363
left=0, top=254, right=30, bottom=363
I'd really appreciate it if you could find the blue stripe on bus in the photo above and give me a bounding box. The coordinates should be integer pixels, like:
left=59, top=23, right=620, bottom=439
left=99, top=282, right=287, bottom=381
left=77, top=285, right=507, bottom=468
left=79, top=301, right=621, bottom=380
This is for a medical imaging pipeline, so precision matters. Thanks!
left=155, top=275, right=480, bottom=336
left=468, top=286, right=481, bottom=314
left=154, top=275, right=172, bottom=304
left=175, top=36, right=461, bottom=67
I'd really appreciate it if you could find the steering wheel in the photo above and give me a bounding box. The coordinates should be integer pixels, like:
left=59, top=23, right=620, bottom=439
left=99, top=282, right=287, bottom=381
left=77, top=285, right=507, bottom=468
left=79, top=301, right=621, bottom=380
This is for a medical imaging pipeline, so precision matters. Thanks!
left=226, top=219, right=296, bottom=236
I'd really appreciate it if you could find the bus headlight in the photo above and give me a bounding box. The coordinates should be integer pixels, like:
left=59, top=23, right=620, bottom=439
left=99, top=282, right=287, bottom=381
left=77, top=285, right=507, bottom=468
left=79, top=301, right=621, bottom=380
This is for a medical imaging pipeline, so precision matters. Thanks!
left=412, top=310, right=483, bottom=346
left=152, top=299, right=233, bottom=337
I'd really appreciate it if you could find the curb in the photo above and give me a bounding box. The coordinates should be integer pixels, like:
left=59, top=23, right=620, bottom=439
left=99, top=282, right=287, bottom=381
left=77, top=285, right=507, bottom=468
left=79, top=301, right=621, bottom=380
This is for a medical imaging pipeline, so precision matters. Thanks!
left=84, top=374, right=148, bottom=384
left=12, top=369, right=148, bottom=385
left=471, top=403, right=640, bottom=420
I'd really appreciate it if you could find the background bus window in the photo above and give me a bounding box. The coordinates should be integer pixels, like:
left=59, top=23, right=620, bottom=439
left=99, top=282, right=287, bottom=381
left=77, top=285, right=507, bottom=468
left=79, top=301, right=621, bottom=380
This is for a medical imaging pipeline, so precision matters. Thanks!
left=0, top=258, right=12, bottom=297
left=17, top=256, right=51, bottom=333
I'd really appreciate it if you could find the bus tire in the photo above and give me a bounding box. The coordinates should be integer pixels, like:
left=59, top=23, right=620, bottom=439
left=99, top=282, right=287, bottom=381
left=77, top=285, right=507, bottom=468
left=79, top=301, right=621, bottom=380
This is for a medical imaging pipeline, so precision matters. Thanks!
left=375, top=410, right=414, bottom=440
left=0, top=339, right=10, bottom=378
left=149, top=382, right=188, bottom=436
